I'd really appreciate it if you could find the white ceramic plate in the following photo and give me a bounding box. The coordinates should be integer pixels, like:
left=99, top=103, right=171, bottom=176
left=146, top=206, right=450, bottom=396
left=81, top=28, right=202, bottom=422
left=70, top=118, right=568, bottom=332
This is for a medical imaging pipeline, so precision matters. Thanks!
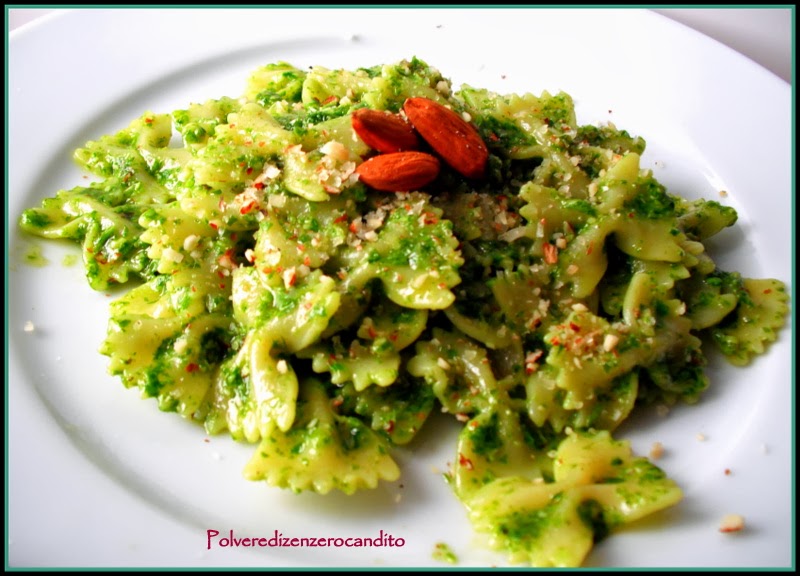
left=8, top=8, right=792, bottom=569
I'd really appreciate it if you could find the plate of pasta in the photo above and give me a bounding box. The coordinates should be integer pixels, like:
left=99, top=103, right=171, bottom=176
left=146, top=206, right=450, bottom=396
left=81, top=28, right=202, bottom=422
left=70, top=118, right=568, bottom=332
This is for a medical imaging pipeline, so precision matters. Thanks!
left=7, top=8, right=792, bottom=569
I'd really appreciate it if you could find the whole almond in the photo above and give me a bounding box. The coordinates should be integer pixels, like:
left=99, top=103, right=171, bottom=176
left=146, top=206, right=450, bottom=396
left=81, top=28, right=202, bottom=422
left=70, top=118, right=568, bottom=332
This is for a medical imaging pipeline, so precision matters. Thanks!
left=352, top=109, right=421, bottom=153
left=403, top=97, right=488, bottom=180
left=355, top=151, right=440, bottom=192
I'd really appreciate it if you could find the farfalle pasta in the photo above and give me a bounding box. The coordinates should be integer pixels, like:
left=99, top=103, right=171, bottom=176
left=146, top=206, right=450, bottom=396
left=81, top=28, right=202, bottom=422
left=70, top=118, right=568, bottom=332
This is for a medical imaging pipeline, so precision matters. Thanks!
left=19, top=58, right=789, bottom=567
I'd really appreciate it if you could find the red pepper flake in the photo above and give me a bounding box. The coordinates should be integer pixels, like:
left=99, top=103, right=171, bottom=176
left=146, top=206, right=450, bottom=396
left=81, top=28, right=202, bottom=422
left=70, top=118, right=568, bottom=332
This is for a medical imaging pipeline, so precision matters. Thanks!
left=186, top=363, right=200, bottom=373
left=385, top=420, right=395, bottom=434
left=246, top=167, right=253, bottom=175
left=238, top=162, right=245, bottom=168
left=144, top=117, right=153, bottom=125
left=253, top=182, right=264, bottom=190
left=349, top=221, right=359, bottom=233
left=219, top=283, right=226, bottom=289
left=587, top=241, right=594, bottom=255
left=334, top=213, right=348, bottom=224
left=569, top=322, right=581, bottom=332
left=423, top=212, right=439, bottom=225
left=551, top=337, right=561, bottom=347
left=217, top=271, right=226, bottom=279
left=763, top=288, right=772, bottom=294
left=258, top=141, right=266, bottom=147
left=303, top=255, right=311, bottom=267
left=240, top=200, right=256, bottom=215
left=543, top=242, right=558, bottom=264
left=628, top=212, right=635, bottom=219
left=322, top=95, right=337, bottom=105
left=297, top=243, right=305, bottom=252
left=209, top=222, right=219, bottom=230
left=367, top=326, right=378, bottom=339
left=191, top=286, right=197, bottom=292
left=458, top=453, right=474, bottom=471
left=489, top=132, right=499, bottom=142
left=389, top=332, right=398, bottom=342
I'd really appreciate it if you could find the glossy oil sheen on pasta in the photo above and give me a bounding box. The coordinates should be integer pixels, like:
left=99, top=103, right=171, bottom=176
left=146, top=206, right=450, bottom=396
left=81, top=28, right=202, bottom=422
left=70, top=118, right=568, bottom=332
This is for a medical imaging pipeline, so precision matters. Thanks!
left=19, top=58, right=789, bottom=567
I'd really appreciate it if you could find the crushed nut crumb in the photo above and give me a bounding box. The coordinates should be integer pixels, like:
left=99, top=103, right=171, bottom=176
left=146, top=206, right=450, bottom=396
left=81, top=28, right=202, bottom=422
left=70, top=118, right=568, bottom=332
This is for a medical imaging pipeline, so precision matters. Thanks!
left=649, top=441, right=664, bottom=460
left=718, top=514, right=745, bottom=533
left=603, top=334, right=620, bottom=352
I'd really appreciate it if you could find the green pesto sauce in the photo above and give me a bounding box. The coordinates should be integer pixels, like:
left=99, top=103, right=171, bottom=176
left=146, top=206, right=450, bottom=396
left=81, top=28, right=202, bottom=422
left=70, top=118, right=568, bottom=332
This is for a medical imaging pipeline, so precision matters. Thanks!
left=23, top=244, right=49, bottom=267
left=496, top=498, right=559, bottom=543
left=432, top=542, right=458, bottom=564
left=62, top=253, right=79, bottom=267
left=469, top=412, right=503, bottom=456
